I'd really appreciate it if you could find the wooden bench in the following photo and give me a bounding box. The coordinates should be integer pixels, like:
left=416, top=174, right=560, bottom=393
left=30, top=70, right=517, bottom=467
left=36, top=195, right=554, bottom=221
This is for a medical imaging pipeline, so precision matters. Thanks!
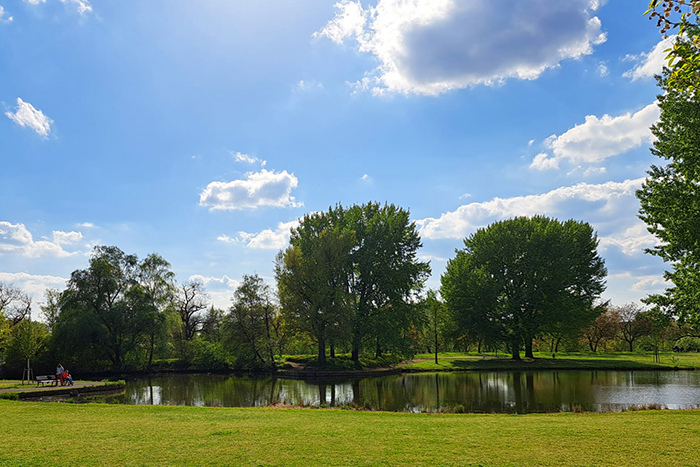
left=36, top=375, right=58, bottom=387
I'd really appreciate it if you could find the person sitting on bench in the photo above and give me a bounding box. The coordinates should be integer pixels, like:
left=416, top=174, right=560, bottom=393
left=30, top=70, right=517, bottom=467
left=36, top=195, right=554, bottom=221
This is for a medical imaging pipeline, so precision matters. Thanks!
left=61, top=370, right=74, bottom=386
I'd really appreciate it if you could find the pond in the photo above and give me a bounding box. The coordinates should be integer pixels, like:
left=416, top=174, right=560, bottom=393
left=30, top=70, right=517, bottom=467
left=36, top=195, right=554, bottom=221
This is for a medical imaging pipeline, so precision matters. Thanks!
left=108, top=371, right=700, bottom=413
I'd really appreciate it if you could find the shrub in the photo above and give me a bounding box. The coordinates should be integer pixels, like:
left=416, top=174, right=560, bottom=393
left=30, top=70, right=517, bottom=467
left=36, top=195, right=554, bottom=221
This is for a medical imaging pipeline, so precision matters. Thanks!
left=674, top=337, right=700, bottom=352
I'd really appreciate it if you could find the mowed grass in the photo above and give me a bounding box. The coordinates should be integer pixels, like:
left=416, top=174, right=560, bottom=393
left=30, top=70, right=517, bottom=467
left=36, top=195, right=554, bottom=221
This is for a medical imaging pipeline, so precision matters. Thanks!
left=1, top=401, right=700, bottom=466
left=404, top=352, right=700, bottom=371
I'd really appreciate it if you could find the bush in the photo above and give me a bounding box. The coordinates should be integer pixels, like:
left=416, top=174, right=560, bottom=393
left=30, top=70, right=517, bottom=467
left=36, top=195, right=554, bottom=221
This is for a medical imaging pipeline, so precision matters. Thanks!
left=186, top=339, right=231, bottom=370
left=674, top=337, right=700, bottom=352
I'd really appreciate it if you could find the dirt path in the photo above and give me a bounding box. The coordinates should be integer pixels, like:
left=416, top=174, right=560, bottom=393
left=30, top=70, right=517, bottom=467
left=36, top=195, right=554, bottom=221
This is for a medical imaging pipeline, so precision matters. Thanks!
left=0, top=381, right=104, bottom=394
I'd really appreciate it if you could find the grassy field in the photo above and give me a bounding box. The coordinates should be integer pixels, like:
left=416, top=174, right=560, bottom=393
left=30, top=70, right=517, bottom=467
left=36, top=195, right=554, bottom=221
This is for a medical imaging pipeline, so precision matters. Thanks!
left=404, top=351, right=700, bottom=371
left=1, top=400, right=699, bottom=466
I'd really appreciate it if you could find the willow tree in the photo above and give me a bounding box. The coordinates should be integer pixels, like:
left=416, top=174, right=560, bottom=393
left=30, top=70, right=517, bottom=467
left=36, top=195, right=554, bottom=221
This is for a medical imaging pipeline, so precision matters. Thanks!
left=442, top=216, right=606, bottom=360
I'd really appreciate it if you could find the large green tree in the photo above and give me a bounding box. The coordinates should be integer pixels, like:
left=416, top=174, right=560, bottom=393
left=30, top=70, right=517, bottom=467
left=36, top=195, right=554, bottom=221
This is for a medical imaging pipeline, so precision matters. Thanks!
left=276, top=213, right=354, bottom=365
left=276, top=202, right=429, bottom=364
left=441, top=216, right=607, bottom=360
left=636, top=30, right=700, bottom=334
left=226, top=274, right=279, bottom=367
left=54, top=246, right=161, bottom=371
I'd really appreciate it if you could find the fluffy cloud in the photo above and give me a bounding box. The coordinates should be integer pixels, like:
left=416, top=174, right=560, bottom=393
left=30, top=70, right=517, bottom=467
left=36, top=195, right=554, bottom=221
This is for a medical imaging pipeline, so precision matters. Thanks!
left=5, top=98, right=53, bottom=138
left=0, top=6, right=13, bottom=23
left=417, top=178, right=644, bottom=246
left=199, top=169, right=302, bottom=211
left=188, top=274, right=241, bottom=310
left=530, top=103, right=659, bottom=170
left=598, top=223, right=657, bottom=256
left=0, top=272, right=67, bottom=315
left=52, top=230, right=83, bottom=245
left=316, top=0, right=606, bottom=95
left=233, top=152, right=266, bottom=167
left=623, top=36, right=675, bottom=81
left=221, top=220, right=299, bottom=250
left=0, top=222, right=83, bottom=258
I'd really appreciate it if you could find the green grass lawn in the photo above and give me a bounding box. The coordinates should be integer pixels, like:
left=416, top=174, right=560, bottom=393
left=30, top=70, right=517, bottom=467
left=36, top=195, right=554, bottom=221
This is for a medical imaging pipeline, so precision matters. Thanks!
left=0, top=400, right=699, bottom=466
left=404, top=351, right=700, bottom=371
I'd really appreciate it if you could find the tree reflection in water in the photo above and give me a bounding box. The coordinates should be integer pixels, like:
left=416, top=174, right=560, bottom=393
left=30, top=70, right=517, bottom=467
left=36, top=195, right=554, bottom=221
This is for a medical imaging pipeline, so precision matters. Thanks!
left=117, top=371, right=700, bottom=413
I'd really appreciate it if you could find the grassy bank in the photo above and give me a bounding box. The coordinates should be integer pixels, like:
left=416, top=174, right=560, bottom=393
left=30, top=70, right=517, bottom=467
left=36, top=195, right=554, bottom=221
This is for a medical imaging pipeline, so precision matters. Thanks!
left=1, top=400, right=699, bottom=466
left=403, top=351, right=700, bottom=372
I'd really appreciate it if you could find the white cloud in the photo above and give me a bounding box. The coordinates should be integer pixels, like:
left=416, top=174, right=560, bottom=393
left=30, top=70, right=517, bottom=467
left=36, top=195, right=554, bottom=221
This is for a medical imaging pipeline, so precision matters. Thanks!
left=623, top=36, right=675, bottom=81
left=597, top=62, right=609, bottom=77
left=417, top=178, right=644, bottom=241
left=530, top=103, right=659, bottom=170
left=530, top=152, right=559, bottom=171
left=22, top=0, right=46, bottom=4
left=316, top=0, right=606, bottom=95
left=187, top=274, right=241, bottom=310
left=0, top=6, right=13, bottom=23
left=5, top=98, right=53, bottom=138
left=225, top=219, right=300, bottom=250
left=0, top=222, right=81, bottom=258
left=60, top=0, right=92, bottom=15
left=598, top=223, right=656, bottom=256
left=295, top=80, right=324, bottom=92
left=199, top=169, right=302, bottom=211
left=459, top=193, right=472, bottom=200
left=52, top=230, right=83, bottom=245
left=77, top=222, right=95, bottom=228
left=361, top=174, right=371, bottom=181
left=233, top=152, right=266, bottom=167
left=0, top=272, right=67, bottom=315
left=528, top=139, right=535, bottom=146
left=189, top=274, right=240, bottom=289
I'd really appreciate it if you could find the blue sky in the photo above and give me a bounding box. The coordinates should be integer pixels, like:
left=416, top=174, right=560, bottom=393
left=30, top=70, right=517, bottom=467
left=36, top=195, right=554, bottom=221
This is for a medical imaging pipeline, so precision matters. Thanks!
left=0, top=0, right=672, bottom=312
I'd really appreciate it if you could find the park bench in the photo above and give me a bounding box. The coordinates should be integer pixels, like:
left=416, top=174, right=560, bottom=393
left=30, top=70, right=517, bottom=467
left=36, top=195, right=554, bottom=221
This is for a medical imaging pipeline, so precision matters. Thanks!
left=35, top=375, right=58, bottom=387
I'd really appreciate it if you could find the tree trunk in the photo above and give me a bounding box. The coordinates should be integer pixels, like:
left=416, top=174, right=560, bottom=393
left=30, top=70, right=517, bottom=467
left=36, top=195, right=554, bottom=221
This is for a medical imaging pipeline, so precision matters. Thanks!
left=434, top=329, right=439, bottom=365
left=555, top=337, right=561, bottom=353
left=148, top=332, right=155, bottom=369
left=351, top=348, right=359, bottom=362
left=511, top=340, right=521, bottom=361
left=629, top=340, right=634, bottom=352
left=525, top=338, right=534, bottom=359
left=318, top=339, right=326, bottom=366
left=330, top=343, right=335, bottom=359
left=375, top=339, right=382, bottom=358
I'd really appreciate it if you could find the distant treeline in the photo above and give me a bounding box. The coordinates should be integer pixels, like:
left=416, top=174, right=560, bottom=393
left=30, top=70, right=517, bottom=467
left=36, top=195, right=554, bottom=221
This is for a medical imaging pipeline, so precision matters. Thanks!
left=1, top=203, right=695, bottom=377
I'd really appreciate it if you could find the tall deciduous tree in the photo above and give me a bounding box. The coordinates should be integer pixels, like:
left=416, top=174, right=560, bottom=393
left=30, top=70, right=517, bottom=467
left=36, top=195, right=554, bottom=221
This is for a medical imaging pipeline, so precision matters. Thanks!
left=637, top=31, right=700, bottom=335
left=582, top=304, right=620, bottom=352
left=276, top=214, right=354, bottom=366
left=442, top=216, right=607, bottom=360
left=227, top=274, right=278, bottom=367
left=55, top=246, right=158, bottom=371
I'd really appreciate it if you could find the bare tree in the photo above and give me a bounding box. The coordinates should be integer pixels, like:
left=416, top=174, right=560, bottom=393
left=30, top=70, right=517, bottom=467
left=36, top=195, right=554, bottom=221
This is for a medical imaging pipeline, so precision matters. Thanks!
left=0, top=282, right=32, bottom=326
left=175, top=281, right=208, bottom=341
left=617, top=303, right=652, bottom=352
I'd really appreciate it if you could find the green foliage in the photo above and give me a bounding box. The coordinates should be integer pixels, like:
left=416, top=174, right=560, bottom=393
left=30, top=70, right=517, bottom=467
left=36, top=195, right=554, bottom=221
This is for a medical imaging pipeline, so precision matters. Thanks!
left=277, top=202, right=429, bottom=364
left=638, top=9, right=700, bottom=334
left=224, top=274, right=279, bottom=368
left=442, top=216, right=607, bottom=359
left=674, top=336, right=700, bottom=352
left=53, top=246, right=163, bottom=371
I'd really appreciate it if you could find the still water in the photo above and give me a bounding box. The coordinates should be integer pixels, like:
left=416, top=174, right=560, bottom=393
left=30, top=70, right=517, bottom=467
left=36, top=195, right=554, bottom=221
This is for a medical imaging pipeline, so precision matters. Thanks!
left=114, top=371, right=700, bottom=413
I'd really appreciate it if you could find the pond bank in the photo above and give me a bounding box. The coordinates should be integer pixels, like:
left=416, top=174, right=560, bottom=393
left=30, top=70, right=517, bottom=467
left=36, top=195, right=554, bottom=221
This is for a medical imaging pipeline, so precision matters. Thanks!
left=0, top=381, right=125, bottom=399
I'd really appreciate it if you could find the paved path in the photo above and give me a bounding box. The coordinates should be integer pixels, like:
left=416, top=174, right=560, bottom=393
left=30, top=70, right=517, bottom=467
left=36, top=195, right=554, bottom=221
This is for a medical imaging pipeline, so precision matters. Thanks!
left=0, top=381, right=103, bottom=394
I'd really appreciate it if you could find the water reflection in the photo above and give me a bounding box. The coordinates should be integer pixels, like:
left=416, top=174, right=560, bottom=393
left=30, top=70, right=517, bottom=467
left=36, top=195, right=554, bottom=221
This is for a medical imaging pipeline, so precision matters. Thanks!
left=117, top=371, right=700, bottom=413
